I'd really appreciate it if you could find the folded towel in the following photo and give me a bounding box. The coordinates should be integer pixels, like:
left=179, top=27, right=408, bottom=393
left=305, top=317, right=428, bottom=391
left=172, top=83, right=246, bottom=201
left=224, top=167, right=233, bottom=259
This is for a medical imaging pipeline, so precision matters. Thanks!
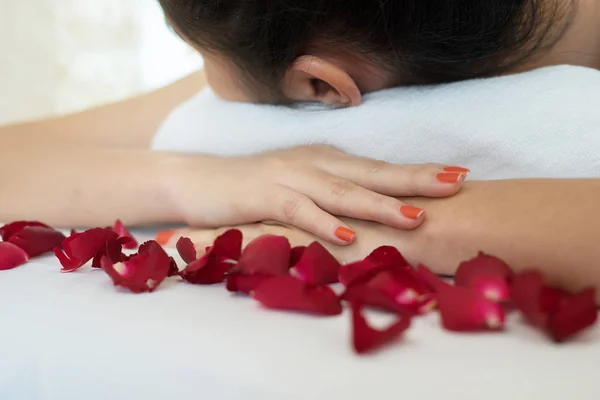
left=152, top=66, right=600, bottom=180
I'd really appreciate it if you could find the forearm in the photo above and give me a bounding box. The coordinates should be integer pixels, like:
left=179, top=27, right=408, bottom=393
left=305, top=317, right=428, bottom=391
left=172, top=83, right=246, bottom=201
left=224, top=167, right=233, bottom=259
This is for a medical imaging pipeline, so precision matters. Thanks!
left=400, top=179, right=600, bottom=294
left=0, top=70, right=206, bottom=149
left=0, top=141, right=191, bottom=227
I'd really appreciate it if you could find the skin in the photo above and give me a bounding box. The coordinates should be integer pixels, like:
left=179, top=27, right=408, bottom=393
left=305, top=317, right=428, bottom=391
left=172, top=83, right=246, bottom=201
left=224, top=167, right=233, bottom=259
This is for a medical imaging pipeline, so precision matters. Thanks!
left=1, top=0, right=600, bottom=301
left=173, top=0, right=600, bottom=302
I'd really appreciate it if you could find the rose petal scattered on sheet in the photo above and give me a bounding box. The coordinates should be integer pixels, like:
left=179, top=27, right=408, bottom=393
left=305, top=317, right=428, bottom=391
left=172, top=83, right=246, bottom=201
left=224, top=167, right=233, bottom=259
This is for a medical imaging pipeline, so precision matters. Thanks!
left=416, top=264, right=452, bottom=293
left=0, top=242, right=30, bottom=270
left=454, top=252, right=514, bottom=302
left=55, top=228, right=119, bottom=273
left=437, top=285, right=505, bottom=332
left=179, top=230, right=243, bottom=285
left=235, top=235, right=291, bottom=276
left=339, top=259, right=380, bottom=287
left=290, top=242, right=340, bottom=285
left=512, top=271, right=597, bottom=341
left=342, top=269, right=435, bottom=315
left=366, top=246, right=410, bottom=270
left=101, top=241, right=171, bottom=293
left=176, top=237, right=198, bottom=264
left=111, top=219, right=138, bottom=249
left=511, top=271, right=547, bottom=327
left=548, top=288, right=597, bottom=342
left=167, top=257, right=179, bottom=277
left=3, top=218, right=594, bottom=353
left=289, top=246, right=307, bottom=268
left=351, top=303, right=411, bottom=354
left=252, top=275, right=342, bottom=316
left=226, top=273, right=272, bottom=294
left=0, top=221, right=49, bottom=242
left=7, top=226, right=66, bottom=258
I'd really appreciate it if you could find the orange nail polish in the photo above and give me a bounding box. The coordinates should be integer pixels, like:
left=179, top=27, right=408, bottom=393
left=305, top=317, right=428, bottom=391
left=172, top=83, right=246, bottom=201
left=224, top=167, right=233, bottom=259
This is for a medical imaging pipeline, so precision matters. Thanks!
left=437, top=172, right=465, bottom=184
left=400, top=205, right=425, bottom=219
left=443, top=166, right=470, bottom=173
left=155, top=230, right=175, bottom=246
left=335, top=227, right=356, bottom=242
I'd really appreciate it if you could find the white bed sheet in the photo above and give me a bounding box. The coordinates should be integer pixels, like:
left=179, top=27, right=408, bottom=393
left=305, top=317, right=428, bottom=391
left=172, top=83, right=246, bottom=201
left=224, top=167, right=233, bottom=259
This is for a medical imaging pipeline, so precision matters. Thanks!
left=1, top=230, right=599, bottom=400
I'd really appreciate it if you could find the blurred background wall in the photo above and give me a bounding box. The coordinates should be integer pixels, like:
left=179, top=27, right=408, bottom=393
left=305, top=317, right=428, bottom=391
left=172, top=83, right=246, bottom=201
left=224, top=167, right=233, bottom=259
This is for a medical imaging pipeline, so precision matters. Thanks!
left=0, top=0, right=203, bottom=125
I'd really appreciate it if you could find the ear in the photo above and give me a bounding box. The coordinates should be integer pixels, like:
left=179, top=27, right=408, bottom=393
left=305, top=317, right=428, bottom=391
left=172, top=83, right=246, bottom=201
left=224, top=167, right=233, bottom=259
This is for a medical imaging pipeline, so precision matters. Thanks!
left=283, top=55, right=362, bottom=107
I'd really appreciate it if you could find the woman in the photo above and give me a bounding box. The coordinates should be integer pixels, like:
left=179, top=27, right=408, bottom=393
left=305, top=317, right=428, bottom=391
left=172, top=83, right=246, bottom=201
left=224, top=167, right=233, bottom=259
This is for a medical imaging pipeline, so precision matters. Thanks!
left=1, top=0, right=599, bottom=297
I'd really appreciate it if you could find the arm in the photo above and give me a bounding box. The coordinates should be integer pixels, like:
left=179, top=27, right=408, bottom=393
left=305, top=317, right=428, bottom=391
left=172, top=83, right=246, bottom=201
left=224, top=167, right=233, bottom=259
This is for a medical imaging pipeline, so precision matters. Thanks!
left=0, top=70, right=208, bottom=226
left=0, top=70, right=206, bottom=149
left=179, top=178, right=600, bottom=300
left=0, top=142, right=198, bottom=227
left=396, top=179, right=600, bottom=297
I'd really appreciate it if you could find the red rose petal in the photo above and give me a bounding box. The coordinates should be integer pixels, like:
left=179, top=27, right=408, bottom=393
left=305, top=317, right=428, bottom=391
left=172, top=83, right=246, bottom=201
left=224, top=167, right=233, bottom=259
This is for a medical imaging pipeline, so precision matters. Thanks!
left=0, top=221, right=49, bottom=242
left=252, top=275, right=342, bottom=316
left=454, top=252, right=514, bottom=302
left=290, top=242, right=341, bottom=285
left=370, top=270, right=434, bottom=311
left=179, top=230, right=243, bottom=285
left=7, top=226, right=66, bottom=258
left=55, top=228, right=119, bottom=272
left=415, top=264, right=454, bottom=295
left=176, top=237, right=198, bottom=264
left=437, top=285, right=505, bottom=332
left=112, top=219, right=138, bottom=249
left=236, top=235, right=291, bottom=276
left=167, top=257, right=179, bottom=277
left=0, top=242, right=30, bottom=270
left=548, top=288, right=598, bottom=342
left=351, top=303, right=411, bottom=354
left=366, top=246, right=410, bottom=270
left=181, top=258, right=233, bottom=284
left=91, top=238, right=126, bottom=269
left=512, top=271, right=597, bottom=341
left=540, top=287, right=570, bottom=314
left=101, top=240, right=171, bottom=293
left=339, top=259, right=380, bottom=287
left=342, top=283, right=403, bottom=313
left=226, top=273, right=272, bottom=294
left=342, top=269, right=435, bottom=315
left=511, top=271, right=547, bottom=327
left=289, top=246, right=307, bottom=268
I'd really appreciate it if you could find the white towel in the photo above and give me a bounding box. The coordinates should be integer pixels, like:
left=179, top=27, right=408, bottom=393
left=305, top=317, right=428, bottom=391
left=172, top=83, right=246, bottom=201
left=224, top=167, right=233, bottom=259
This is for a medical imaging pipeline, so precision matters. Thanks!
left=152, top=66, right=600, bottom=180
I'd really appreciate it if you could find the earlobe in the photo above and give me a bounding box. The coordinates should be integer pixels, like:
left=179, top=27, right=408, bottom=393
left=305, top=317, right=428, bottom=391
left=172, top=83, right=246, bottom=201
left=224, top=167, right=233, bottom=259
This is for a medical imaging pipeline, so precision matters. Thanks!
left=284, top=55, right=362, bottom=107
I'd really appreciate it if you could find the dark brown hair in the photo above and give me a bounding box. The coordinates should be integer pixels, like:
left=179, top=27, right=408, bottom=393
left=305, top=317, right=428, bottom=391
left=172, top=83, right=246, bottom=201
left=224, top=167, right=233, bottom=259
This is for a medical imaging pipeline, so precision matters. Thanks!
left=160, top=0, right=570, bottom=101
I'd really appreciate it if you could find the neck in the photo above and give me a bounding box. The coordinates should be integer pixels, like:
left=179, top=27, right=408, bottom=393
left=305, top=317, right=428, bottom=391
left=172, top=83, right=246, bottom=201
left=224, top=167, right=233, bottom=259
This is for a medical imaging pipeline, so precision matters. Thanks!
left=521, top=0, right=600, bottom=71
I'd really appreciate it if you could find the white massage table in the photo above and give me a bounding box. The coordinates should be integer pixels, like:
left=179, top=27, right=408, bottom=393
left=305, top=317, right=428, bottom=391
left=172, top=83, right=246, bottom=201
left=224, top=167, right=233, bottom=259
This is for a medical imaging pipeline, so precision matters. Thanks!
left=1, top=229, right=599, bottom=400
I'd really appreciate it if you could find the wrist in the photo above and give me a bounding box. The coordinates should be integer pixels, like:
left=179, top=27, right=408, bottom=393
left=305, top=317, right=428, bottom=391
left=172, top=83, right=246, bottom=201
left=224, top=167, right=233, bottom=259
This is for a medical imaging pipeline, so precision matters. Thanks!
left=155, top=151, right=222, bottom=225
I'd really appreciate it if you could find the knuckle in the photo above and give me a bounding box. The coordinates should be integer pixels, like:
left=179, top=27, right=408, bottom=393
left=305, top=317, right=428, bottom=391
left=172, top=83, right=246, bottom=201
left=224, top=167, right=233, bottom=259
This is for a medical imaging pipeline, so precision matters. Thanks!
left=261, top=155, right=290, bottom=171
left=330, top=179, right=356, bottom=198
left=281, top=193, right=308, bottom=223
left=365, top=159, right=390, bottom=174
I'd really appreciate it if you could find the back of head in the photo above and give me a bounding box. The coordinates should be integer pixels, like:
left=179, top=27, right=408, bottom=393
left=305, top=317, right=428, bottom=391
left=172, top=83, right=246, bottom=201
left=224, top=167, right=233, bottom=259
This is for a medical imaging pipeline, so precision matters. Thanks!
left=160, top=0, right=569, bottom=100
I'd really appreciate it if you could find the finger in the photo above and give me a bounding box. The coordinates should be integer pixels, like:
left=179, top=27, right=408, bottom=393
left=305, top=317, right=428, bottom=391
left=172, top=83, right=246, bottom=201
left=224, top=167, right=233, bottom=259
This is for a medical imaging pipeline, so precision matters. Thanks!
left=265, top=186, right=358, bottom=246
left=318, top=158, right=468, bottom=198
left=286, top=172, right=427, bottom=230
left=156, top=228, right=204, bottom=248
left=157, top=224, right=317, bottom=255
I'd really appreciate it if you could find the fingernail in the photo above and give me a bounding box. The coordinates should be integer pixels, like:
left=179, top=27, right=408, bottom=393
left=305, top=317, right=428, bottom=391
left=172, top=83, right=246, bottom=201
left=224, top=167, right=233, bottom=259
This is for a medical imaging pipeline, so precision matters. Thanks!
left=400, top=205, right=425, bottom=219
left=335, top=227, right=356, bottom=242
left=443, top=166, right=470, bottom=173
left=155, top=230, right=175, bottom=246
left=437, top=172, right=466, bottom=184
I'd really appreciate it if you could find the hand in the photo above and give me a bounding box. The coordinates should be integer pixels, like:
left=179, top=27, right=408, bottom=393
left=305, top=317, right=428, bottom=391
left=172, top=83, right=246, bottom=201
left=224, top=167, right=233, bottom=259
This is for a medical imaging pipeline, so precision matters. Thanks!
left=165, top=145, right=468, bottom=245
